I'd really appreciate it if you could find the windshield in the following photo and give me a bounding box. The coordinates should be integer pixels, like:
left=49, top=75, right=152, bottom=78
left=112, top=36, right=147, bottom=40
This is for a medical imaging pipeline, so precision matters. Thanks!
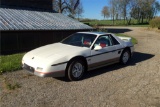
left=61, top=33, right=97, bottom=47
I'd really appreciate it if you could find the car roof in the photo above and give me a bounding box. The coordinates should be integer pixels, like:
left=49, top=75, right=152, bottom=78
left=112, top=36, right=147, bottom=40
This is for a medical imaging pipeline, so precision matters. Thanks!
left=77, top=32, right=112, bottom=36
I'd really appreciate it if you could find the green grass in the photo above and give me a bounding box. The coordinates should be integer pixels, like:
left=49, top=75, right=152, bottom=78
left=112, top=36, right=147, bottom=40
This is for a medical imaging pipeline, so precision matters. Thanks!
left=149, top=17, right=160, bottom=28
left=5, top=82, right=21, bottom=90
left=115, top=33, right=138, bottom=44
left=0, top=53, right=25, bottom=74
left=82, top=19, right=149, bottom=27
left=2, top=77, right=21, bottom=90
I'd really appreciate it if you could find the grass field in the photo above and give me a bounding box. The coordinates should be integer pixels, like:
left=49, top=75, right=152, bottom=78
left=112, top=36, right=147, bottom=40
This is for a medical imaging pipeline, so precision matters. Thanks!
left=82, top=19, right=149, bottom=27
left=0, top=53, right=25, bottom=74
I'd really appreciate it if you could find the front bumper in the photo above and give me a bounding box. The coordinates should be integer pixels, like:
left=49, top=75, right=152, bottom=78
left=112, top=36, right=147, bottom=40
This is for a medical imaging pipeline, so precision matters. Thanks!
left=22, top=63, right=65, bottom=77
left=34, top=70, right=65, bottom=77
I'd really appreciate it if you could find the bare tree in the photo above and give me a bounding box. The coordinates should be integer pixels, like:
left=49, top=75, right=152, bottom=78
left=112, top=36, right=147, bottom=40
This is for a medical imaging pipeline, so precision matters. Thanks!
left=67, top=0, right=77, bottom=18
left=76, top=2, right=84, bottom=20
left=153, top=1, right=160, bottom=17
left=118, top=0, right=130, bottom=23
left=129, top=0, right=160, bottom=24
left=67, top=0, right=83, bottom=19
left=110, top=0, right=115, bottom=25
left=108, top=0, right=160, bottom=24
left=52, top=0, right=83, bottom=19
left=101, top=6, right=110, bottom=19
left=53, top=0, right=69, bottom=13
left=110, top=0, right=119, bottom=25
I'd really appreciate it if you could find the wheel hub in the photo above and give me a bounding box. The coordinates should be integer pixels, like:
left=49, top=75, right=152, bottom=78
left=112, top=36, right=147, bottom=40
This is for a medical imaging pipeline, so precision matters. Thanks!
left=72, top=62, right=83, bottom=78
left=123, top=52, right=129, bottom=63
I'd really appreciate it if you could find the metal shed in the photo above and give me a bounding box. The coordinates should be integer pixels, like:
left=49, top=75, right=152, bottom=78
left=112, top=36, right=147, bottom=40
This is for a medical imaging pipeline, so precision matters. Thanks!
left=0, top=4, right=93, bottom=54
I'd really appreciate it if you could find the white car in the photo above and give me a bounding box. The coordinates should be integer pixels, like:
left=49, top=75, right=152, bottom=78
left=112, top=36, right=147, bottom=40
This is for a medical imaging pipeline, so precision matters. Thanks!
left=22, top=32, right=134, bottom=81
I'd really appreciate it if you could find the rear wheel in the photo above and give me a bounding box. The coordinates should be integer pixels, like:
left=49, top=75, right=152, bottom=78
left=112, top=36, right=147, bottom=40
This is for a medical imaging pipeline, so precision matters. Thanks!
left=120, top=49, right=130, bottom=65
left=67, top=60, right=85, bottom=81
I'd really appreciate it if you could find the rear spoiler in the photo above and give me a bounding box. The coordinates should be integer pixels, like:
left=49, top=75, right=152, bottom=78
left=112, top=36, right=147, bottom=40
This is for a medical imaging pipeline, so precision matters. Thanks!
left=118, top=36, right=132, bottom=42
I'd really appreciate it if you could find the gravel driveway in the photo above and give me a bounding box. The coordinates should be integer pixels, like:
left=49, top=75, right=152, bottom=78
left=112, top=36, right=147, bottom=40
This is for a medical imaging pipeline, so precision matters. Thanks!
left=0, top=27, right=160, bottom=107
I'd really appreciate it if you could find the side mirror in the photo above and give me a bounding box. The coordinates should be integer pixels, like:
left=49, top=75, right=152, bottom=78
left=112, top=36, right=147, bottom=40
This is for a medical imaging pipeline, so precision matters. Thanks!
left=94, top=45, right=102, bottom=51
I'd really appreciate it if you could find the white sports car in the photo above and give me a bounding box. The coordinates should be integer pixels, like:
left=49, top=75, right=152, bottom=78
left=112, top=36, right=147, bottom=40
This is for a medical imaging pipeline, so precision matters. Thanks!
left=22, top=32, right=134, bottom=81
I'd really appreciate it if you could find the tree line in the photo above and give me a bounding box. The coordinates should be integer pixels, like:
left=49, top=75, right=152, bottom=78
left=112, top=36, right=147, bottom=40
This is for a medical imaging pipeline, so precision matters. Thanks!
left=101, top=0, right=160, bottom=25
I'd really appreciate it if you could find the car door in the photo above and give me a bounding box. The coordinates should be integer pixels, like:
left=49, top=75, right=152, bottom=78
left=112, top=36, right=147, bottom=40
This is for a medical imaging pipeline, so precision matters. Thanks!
left=109, top=34, right=124, bottom=58
left=88, top=35, right=118, bottom=69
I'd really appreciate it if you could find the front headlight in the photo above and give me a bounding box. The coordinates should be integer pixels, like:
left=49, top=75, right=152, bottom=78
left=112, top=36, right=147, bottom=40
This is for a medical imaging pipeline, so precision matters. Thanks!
left=36, top=67, right=43, bottom=71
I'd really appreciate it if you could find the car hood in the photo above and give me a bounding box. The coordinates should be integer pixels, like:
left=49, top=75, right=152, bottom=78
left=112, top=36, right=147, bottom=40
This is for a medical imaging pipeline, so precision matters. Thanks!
left=23, top=43, right=90, bottom=65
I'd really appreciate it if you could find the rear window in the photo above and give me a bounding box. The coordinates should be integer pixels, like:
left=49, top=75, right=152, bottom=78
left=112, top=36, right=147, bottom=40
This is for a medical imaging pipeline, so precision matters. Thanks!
left=109, top=35, right=120, bottom=45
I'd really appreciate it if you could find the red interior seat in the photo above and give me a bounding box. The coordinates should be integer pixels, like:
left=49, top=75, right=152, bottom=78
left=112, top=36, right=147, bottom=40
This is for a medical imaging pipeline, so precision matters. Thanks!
left=100, top=43, right=106, bottom=48
left=84, top=39, right=91, bottom=45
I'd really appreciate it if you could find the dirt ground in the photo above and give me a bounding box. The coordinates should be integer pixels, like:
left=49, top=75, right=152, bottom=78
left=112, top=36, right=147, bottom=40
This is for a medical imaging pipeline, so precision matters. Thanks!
left=0, top=27, right=160, bottom=107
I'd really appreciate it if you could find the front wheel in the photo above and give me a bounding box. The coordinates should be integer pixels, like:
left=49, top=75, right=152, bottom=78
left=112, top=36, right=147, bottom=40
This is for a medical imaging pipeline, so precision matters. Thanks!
left=67, top=60, right=85, bottom=81
left=120, top=50, right=130, bottom=65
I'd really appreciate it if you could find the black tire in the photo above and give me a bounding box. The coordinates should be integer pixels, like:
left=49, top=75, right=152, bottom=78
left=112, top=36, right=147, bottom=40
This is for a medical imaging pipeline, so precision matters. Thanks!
left=67, top=59, right=86, bottom=81
left=120, top=49, right=130, bottom=65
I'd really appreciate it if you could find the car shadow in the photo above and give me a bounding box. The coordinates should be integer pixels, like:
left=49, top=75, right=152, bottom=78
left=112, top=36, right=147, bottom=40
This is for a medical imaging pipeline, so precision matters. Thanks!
left=106, top=28, right=132, bottom=33
left=55, top=52, right=154, bottom=82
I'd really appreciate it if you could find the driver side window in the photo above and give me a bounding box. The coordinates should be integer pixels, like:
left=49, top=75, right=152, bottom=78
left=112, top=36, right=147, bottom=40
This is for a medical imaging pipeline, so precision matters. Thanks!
left=94, top=35, right=113, bottom=48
